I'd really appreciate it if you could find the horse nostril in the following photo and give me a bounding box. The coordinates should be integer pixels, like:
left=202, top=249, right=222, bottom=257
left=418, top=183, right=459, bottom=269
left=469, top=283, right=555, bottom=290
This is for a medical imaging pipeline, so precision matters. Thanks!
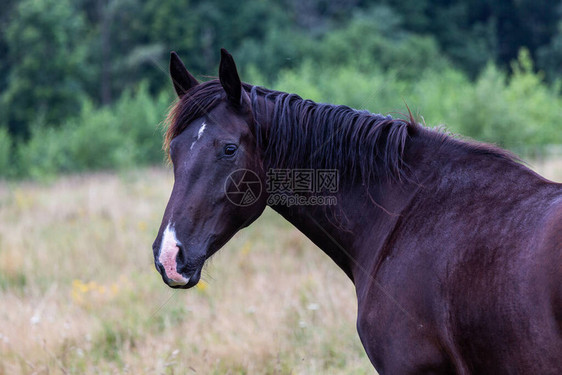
left=175, top=241, right=186, bottom=267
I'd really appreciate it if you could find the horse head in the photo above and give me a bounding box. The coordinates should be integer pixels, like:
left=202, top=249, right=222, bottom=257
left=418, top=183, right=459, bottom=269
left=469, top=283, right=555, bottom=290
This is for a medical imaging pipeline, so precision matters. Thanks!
left=152, top=49, right=267, bottom=288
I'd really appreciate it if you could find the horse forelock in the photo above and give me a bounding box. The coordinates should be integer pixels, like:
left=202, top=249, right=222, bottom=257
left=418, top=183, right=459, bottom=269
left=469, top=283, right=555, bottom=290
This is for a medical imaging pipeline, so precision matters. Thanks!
left=163, top=80, right=225, bottom=159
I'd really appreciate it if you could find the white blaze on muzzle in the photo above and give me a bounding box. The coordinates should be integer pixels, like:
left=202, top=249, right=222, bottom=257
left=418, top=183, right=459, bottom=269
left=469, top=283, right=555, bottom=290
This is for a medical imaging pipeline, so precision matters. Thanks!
left=158, top=223, right=189, bottom=286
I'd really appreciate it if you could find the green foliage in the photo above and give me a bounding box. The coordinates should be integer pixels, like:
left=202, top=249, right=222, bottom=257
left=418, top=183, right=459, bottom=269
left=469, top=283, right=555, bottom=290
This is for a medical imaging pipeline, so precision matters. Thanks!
left=112, top=83, right=172, bottom=165
left=240, top=5, right=447, bottom=83
left=447, top=50, right=562, bottom=151
left=16, top=126, right=73, bottom=180
left=1, top=0, right=562, bottom=180
left=273, top=61, right=406, bottom=113
left=537, top=25, right=562, bottom=83
left=5, top=45, right=561, bottom=181
left=311, top=6, right=447, bottom=80
left=237, top=27, right=312, bottom=82
left=65, top=103, right=138, bottom=172
left=15, top=84, right=170, bottom=180
left=385, top=0, right=558, bottom=78
left=0, top=128, right=12, bottom=177
left=1, top=0, right=88, bottom=137
left=269, top=48, right=562, bottom=153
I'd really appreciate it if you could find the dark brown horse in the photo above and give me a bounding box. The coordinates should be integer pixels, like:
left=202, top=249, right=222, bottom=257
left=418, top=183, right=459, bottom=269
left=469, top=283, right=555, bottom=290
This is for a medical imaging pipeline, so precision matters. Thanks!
left=152, top=49, right=562, bottom=374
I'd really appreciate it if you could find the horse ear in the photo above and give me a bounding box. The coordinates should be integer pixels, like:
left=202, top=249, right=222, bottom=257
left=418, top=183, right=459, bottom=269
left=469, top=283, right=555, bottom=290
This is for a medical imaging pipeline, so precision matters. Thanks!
left=219, top=48, right=243, bottom=106
left=170, top=51, right=199, bottom=98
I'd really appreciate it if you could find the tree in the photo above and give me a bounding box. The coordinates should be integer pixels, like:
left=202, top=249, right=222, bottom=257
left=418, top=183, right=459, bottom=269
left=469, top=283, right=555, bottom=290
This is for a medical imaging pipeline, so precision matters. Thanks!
left=1, top=0, right=89, bottom=137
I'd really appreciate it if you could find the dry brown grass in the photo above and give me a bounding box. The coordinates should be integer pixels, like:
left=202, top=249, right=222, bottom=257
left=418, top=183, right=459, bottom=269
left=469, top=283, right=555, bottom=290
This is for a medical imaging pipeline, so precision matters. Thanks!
left=1, top=159, right=560, bottom=374
left=0, top=168, right=369, bottom=374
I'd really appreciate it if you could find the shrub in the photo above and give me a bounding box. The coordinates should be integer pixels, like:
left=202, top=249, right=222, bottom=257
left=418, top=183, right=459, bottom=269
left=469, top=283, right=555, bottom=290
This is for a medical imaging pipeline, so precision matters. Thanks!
left=269, top=49, right=562, bottom=156
left=448, top=50, right=562, bottom=152
left=113, top=83, right=170, bottom=165
left=14, top=83, right=171, bottom=179
left=65, top=101, right=138, bottom=172
left=16, top=125, right=73, bottom=180
left=312, top=5, right=448, bottom=80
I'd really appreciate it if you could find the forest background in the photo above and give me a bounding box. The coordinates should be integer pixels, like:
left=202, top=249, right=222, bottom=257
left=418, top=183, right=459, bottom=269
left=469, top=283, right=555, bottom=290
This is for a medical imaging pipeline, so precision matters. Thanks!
left=1, top=0, right=562, bottom=179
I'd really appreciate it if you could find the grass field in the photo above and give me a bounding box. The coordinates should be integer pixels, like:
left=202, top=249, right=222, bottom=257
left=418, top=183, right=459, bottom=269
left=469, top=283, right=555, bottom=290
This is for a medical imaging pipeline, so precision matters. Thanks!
left=1, top=158, right=561, bottom=374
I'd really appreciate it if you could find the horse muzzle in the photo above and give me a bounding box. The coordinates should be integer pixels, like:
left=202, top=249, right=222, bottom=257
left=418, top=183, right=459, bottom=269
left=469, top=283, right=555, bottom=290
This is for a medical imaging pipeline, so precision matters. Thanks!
left=153, top=223, right=204, bottom=289
left=154, top=258, right=202, bottom=289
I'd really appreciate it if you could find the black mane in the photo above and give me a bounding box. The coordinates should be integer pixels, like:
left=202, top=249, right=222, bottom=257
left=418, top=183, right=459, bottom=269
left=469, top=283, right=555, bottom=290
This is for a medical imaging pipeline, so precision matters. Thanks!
left=248, top=85, right=416, bottom=185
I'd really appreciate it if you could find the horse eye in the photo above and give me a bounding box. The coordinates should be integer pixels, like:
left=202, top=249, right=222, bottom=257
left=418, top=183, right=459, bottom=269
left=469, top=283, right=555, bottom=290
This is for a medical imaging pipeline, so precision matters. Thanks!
left=223, top=144, right=238, bottom=156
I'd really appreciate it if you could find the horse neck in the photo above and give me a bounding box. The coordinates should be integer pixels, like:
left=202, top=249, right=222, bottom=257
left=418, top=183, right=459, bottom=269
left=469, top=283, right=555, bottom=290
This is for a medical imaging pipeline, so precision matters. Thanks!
left=250, top=90, right=427, bottom=283
left=268, top=180, right=423, bottom=283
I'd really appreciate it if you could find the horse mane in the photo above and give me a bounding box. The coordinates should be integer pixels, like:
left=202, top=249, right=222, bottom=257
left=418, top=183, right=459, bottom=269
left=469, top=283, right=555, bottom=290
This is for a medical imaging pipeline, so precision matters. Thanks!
left=164, top=80, right=516, bottom=185
left=248, top=85, right=415, bottom=185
